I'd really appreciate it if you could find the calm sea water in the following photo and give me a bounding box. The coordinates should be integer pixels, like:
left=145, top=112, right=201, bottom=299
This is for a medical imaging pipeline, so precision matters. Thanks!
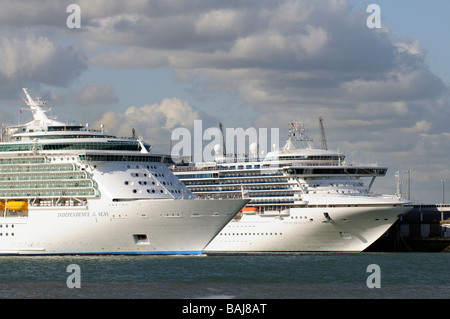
left=0, top=253, right=449, bottom=299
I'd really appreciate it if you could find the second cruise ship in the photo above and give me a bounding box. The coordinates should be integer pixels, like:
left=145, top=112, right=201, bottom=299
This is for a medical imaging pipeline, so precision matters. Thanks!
left=0, top=89, right=248, bottom=255
left=172, top=122, right=411, bottom=252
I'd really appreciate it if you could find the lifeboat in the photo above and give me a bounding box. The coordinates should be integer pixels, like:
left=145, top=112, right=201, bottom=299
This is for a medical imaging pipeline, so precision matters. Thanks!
left=240, top=206, right=258, bottom=214
left=0, top=202, right=4, bottom=211
left=6, top=201, right=28, bottom=211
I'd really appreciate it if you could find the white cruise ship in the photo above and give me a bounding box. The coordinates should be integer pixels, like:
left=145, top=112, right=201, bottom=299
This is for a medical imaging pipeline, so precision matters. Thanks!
left=0, top=89, right=247, bottom=255
left=172, top=122, right=411, bottom=252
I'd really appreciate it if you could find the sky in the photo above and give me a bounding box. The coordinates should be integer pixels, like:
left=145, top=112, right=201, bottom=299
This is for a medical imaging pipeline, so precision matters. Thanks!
left=0, top=0, right=449, bottom=204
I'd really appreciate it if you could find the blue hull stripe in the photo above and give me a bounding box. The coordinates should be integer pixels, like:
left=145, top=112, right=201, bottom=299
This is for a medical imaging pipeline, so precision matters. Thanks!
left=0, top=250, right=203, bottom=256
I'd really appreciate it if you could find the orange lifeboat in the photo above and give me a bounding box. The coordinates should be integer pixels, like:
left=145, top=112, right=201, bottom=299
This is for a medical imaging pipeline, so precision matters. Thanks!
left=240, top=206, right=258, bottom=214
left=6, top=201, right=28, bottom=211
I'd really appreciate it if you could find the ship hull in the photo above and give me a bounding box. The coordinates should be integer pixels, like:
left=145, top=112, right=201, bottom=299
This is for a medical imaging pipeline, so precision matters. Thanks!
left=0, top=198, right=247, bottom=255
left=204, top=205, right=411, bottom=253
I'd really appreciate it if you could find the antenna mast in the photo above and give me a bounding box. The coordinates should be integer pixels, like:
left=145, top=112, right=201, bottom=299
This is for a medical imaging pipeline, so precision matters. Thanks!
left=219, top=122, right=226, bottom=156
left=319, top=116, right=328, bottom=150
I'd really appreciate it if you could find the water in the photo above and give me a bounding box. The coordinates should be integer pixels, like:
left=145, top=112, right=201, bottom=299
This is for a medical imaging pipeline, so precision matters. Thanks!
left=0, top=253, right=449, bottom=299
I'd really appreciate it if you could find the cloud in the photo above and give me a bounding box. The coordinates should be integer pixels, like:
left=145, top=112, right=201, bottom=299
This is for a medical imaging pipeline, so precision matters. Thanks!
left=94, top=97, right=217, bottom=153
left=402, top=120, right=432, bottom=134
left=75, top=82, right=118, bottom=105
left=1, top=1, right=446, bottom=109
left=0, top=35, right=87, bottom=97
left=0, top=0, right=68, bottom=27
left=194, top=8, right=245, bottom=38
left=83, top=1, right=445, bottom=112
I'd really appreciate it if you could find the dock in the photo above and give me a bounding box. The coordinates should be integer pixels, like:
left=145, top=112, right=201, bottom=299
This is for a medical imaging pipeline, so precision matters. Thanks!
left=366, top=204, right=450, bottom=252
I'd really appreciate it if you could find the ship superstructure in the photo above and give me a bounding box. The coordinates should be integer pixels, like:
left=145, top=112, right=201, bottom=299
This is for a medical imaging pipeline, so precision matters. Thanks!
left=0, top=89, right=247, bottom=255
left=172, top=122, right=411, bottom=252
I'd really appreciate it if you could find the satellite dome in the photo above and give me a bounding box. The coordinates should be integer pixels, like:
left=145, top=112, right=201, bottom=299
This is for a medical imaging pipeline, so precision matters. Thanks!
left=214, top=144, right=222, bottom=155
left=250, top=143, right=258, bottom=156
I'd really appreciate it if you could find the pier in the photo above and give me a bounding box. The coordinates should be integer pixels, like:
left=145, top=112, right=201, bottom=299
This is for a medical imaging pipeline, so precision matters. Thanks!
left=367, top=204, right=450, bottom=252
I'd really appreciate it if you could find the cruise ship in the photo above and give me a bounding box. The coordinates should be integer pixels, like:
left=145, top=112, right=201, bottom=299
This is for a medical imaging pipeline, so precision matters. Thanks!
left=172, top=122, right=412, bottom=252
left=0, top=89, right=247, bottom=255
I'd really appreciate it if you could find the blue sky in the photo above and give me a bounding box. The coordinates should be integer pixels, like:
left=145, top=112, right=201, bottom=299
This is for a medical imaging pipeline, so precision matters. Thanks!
left=0, top=0, right=449, bottom=203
